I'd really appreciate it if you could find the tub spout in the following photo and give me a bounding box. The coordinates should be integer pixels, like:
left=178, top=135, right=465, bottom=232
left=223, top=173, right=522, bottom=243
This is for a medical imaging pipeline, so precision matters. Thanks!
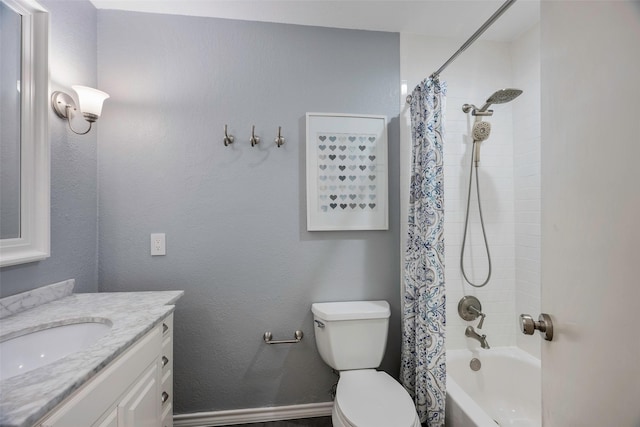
left=465, top=326, right=490, bottom=349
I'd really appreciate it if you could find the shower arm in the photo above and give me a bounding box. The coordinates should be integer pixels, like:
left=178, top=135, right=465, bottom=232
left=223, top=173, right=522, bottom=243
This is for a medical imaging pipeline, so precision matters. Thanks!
left=462, top=103, right=493, bottom=117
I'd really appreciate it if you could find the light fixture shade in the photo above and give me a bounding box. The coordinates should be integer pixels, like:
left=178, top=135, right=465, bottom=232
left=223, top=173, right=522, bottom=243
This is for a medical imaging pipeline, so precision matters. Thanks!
left=72, top=85, right=109, bottom=118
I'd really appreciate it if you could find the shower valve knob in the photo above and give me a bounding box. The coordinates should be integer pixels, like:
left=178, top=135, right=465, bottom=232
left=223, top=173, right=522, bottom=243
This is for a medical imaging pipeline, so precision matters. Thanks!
left=520, top=313, right=553, bottom=341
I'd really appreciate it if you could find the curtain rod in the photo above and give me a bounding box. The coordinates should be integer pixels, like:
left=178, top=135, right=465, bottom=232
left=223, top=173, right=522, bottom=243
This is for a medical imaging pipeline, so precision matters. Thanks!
left=430, top=0, right=517, bottom=79
left=406, top=0, right=517, bottom=103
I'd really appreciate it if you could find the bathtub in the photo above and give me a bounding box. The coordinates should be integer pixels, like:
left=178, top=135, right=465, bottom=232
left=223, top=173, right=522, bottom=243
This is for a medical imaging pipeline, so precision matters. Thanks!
left=445, top=347, right=541, bottom=427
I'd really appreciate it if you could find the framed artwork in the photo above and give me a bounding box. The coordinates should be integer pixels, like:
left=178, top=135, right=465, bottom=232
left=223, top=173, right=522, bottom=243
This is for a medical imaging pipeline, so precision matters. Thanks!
left=306, top=113, right=388, bottom=231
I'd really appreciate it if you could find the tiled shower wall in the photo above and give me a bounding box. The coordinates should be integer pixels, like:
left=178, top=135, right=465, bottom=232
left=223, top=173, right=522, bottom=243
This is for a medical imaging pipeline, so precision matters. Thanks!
left=400, top=20, right=540, bottom=352
left=511, top=23, right=541, bottom=358
left=400, top=34, right=517, bottom=349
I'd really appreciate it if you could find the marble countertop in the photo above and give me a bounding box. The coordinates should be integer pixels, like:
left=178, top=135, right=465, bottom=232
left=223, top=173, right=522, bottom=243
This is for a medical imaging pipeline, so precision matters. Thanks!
left=0, top=285, right=183, bottom=427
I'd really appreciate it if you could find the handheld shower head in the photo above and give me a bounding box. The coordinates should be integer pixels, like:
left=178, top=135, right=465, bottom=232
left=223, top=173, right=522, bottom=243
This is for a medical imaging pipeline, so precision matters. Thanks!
left=471, top=120, right=491, bottom=167
left=472, top=121, right=491, bottom=141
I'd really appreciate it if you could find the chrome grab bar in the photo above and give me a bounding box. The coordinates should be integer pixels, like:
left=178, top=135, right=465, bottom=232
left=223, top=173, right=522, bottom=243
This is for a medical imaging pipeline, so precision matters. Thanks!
left=263, top=330, right=303, bottom=344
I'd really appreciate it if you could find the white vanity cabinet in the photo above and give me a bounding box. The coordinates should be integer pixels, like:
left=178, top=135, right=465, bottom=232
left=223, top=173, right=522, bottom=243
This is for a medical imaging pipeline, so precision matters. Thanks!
left=38, top=314, right=175, bottom=427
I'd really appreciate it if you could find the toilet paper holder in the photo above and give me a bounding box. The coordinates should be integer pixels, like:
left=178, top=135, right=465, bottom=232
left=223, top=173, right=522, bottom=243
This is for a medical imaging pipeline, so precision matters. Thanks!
left=263, top=330, right=304, bottom=344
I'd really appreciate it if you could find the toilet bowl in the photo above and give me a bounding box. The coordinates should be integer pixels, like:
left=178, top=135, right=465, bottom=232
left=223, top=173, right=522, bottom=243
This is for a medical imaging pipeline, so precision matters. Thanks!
left=311, top=301, right=420, bottom=427
left=332, top=370, right=421, bottom=427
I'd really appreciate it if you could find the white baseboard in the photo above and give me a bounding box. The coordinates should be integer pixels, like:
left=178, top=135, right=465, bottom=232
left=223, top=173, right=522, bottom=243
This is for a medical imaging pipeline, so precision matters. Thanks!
left=173, top=402, right=334, bottom=426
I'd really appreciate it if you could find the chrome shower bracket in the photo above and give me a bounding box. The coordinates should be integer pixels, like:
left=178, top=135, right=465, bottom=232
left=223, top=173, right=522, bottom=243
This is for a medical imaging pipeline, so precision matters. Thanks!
left=458, top=295, right=486, bottom=329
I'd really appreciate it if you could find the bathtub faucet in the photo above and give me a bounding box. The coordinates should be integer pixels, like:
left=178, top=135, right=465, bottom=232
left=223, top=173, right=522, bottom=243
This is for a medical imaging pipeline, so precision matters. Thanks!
left=465, top=326, right=490, bottom=349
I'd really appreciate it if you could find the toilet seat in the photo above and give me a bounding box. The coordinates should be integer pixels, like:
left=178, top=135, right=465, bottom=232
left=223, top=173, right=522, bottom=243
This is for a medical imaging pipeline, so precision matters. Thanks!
left=334, top=370, right=420, bottom=427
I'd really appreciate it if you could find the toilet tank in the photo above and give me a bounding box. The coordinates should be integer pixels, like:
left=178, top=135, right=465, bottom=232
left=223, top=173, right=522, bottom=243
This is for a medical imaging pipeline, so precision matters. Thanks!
left=311, top=301, right=390, bottom=371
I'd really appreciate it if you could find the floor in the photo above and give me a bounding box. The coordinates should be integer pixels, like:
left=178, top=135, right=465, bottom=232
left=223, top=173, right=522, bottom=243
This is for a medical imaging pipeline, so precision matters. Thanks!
left=219, top=417, right=332, bottom=427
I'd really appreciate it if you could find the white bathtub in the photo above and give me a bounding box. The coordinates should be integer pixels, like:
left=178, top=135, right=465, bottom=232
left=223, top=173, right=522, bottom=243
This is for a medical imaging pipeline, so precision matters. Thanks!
left=445, top=347, right=541, bottom=427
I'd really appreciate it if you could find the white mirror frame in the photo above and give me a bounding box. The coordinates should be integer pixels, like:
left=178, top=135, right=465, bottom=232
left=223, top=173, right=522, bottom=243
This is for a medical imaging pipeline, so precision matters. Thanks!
left=0, top=0, right=49, bottom=267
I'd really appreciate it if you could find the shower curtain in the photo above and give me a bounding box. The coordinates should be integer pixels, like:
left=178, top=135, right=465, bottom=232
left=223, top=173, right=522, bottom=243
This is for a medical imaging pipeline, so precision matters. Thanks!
left=401, top=77, right=446, bottom=426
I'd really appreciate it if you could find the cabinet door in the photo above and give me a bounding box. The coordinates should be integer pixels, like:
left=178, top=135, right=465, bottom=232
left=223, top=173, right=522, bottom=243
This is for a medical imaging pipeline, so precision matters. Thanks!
left=94, top=408, right=117, bottom=427
left=117, top=363, right=159, bottom=427
left=39, top=326, right=162, bottom=427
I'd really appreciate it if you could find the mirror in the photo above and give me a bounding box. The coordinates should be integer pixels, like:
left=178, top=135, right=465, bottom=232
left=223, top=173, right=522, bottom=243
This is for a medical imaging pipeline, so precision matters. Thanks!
left=1, top=1, right=22, bottom=239
left=0, top=0, right=49, bottom=267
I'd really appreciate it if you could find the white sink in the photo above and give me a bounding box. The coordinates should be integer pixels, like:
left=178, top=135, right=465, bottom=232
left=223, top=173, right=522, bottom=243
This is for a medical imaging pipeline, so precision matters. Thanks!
left=0, top=321, right=112, bottom=381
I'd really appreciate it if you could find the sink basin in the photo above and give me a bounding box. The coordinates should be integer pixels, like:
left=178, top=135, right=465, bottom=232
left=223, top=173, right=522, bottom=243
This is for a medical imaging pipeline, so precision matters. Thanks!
left=0, top=320, right=112, bottom=381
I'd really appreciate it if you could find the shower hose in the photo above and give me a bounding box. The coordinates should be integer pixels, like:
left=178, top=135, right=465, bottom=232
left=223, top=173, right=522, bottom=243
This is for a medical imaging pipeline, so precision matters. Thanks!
left=460, top=140, right=492, bottom=287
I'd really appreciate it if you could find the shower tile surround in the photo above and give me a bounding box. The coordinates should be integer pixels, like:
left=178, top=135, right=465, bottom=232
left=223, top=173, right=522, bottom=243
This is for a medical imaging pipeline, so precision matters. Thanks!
left=510, top=24, right=541, bottom=358
left=400, top=24, right=540, bottom=353
left=0, top=282, right=183, bottom=427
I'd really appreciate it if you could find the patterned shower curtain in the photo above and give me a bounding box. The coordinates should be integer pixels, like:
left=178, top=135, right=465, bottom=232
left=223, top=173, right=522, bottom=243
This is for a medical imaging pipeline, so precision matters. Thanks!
left=401, top=77, right=446, bottom=426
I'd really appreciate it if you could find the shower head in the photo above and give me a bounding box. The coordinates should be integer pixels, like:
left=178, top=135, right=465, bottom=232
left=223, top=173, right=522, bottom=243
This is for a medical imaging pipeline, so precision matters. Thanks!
left=472, top=121, right=491, bottom=142
left=487, top=88, right=523, bottom=104
left=477, top=88, right=523, bottom=112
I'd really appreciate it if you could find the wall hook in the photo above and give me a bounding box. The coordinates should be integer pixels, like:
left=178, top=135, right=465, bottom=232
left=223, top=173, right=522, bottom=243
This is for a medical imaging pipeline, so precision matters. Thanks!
left=274, top=126, right=285, bottom=148
left=250, top=125, right=260, bottom=147
left=223, top=124, right=234, bottom=146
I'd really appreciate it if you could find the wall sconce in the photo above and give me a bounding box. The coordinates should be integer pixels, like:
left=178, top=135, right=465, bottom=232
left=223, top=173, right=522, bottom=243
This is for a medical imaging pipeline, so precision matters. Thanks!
left=51, top=85, right=109, bottom=135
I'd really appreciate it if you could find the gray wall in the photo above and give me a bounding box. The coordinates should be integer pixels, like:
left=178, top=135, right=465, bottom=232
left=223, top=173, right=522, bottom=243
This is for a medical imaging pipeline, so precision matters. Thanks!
left=0, top=0, right=98, bottom=297
left=96, top=11, right=400, bottom=414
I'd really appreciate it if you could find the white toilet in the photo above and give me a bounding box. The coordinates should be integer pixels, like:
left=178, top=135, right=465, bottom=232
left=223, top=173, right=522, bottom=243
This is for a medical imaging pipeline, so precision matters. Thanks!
left=311, top=300, right=421, bottom=427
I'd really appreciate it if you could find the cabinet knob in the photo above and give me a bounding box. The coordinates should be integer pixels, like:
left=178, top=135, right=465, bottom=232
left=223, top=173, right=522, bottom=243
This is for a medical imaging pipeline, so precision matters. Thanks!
left=162, top=323, right=169, bottom=334
left=162, top=356, right=169, bottom=367
left=161, top=391, right=169, bottom=404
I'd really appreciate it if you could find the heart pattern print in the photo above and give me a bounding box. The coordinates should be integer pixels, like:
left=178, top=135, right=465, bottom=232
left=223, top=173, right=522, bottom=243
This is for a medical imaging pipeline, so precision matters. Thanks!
left=306, top=113, right=388, bottom=231
left=315, top=133, right=379, bottom=213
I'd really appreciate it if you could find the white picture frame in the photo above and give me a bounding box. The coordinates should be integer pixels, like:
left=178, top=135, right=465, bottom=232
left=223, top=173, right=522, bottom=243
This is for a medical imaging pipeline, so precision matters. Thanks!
left=306, top=113, right=388, bottom=231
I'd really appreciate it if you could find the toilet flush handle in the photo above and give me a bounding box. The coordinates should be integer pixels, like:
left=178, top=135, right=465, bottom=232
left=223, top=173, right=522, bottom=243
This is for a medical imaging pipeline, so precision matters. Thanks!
left=314, top=320, right=325, bottom=328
